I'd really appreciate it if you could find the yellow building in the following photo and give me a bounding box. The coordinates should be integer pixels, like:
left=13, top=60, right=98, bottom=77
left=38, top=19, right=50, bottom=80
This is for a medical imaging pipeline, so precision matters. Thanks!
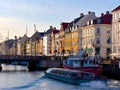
left=26, top=38, right=32, bottom=56
left=59, top=22, right=69, bottom=54
left=71, top=30, right=78, bottom=55
left=64, top=29, right=72, bottom=55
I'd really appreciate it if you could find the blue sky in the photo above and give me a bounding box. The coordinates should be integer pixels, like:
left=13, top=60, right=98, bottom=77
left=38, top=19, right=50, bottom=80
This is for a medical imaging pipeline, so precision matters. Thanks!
left=0, top=0, right=119, bottom=41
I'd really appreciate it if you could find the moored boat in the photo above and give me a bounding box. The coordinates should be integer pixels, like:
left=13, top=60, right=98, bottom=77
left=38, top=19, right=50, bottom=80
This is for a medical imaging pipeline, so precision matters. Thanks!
left=102, top=53, right=120, bottom=79
left=45, top=68, right=96, bottom=85
left=63, top=50, right=102, bottom=76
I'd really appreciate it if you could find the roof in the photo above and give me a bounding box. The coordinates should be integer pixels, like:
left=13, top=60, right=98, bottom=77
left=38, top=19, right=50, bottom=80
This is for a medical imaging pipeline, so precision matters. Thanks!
left=31, top=31, right=45, bottom=41
left=52, top=29, right=60, bottom=34
left=4, top=39, right=14, bottom=48
left=94, top=13, right=112, bottom=24
left=61, top=22, right=70, bottom=30
left=64, top=15, right=85, bottom=33
left=112, top=5, right=120, bottom=12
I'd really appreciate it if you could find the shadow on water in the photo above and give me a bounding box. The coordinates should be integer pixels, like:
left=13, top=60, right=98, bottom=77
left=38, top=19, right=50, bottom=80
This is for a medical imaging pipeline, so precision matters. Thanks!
left=0, top=65, right=120, bottom=90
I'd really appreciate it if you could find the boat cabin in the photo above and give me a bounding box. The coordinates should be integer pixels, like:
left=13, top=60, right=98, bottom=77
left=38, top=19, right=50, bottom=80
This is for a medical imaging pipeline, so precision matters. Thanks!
left=67, top=56, right=101, bottom=68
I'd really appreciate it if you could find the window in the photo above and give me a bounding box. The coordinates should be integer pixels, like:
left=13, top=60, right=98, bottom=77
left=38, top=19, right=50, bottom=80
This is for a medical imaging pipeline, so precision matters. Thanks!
left=113, top=47, right=116, bottom=53
left=96, top=38, right=100, bottom=44
left=106, top=48, right=111, bottom=54
left=107, top=30, right=110, bottom=34
left=118, top=32, right=120, bottom=41
left=118, top=49, right=120, bottom=56
left=95, top=48, right=100, bottom=55
left=96, top=28, right=100, bottom=34
left=119, top=12, right=120, bottom=18
left=118, top=46, right=120, bottom=53
left=114, top=13, right=117, bottom=20
left=107, top=37, right=111, bottom=44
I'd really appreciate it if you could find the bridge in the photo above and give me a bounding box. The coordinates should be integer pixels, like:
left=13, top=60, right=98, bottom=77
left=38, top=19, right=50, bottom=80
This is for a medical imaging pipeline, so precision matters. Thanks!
left=0, top=55, right=65, bottom=71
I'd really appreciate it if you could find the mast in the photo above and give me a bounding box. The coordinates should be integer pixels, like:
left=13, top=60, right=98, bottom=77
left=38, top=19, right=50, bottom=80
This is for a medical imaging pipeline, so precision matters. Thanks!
left=34, top=24, right=37, bottom=33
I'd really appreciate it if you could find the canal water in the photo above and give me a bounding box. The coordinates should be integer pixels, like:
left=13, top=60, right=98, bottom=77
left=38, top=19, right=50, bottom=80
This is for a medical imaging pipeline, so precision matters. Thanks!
left=0, top=64, right=120, bottom=90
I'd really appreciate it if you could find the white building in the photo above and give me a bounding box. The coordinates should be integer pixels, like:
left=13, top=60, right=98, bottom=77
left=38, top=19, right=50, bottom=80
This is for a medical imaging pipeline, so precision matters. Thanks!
left=77, top=11, right=97, bottom=50
left=81, top=11, right=112, bottom=58
left=43, top=34, right=47, bottom=55
left=112, top=5, right=120, bottom=53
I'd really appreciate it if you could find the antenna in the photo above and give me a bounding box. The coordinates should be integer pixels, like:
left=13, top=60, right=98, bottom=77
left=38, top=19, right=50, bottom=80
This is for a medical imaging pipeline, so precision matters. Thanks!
left=26, top=25, right=28, bottom=36
left=8, top=30, right=9, bottom=40
left=34, top=24, right=37, bottom=33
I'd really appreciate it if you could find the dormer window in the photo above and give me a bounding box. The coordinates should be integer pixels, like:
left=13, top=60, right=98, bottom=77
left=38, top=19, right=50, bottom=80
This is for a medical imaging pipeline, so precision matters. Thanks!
left=97, top=19, right=102, bottom=24
left=91, top=20, right=93, bottom=24
left=87, top=21, right=89, bottom=25
left=74, top=26, right=75, bottom=29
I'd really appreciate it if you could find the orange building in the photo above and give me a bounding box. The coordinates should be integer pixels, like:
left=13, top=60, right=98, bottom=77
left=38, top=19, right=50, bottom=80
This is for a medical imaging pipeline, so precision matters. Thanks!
left=64, top=24, right=72, bottom=56
left=71, top=30, right=78, bottom=55
left=51, top=28, right=60, bottom=55
left=59, top=22, right=69, bottom=54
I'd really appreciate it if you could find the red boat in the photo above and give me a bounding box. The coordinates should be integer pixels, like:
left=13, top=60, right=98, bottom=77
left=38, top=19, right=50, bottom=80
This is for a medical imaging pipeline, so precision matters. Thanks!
left=63, top=51, right=102, bottom=76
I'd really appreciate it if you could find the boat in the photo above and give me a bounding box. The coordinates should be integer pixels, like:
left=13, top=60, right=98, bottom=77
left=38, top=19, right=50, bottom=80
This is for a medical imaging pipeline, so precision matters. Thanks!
left=45, top=68, right=96, bottom=85
left=102, top=53, right=120, bottom=79
left=63, top=50, right=102, bottom=76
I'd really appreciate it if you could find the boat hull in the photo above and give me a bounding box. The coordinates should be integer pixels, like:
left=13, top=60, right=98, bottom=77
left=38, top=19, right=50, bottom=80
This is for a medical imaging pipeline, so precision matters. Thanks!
left=63, top=60, right=102, bottom=76
left=45, top=72, right=79, bottom=85
left=45, top=68, right=98, bottom=85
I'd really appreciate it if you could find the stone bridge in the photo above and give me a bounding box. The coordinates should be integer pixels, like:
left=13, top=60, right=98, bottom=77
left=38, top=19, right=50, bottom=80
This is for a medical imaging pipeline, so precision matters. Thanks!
left=0, top=55, right=67, bottom=71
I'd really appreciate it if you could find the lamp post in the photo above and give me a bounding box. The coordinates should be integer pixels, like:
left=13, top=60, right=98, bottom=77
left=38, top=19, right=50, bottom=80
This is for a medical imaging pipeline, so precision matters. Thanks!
left=14, top=36, right=17, bottom=57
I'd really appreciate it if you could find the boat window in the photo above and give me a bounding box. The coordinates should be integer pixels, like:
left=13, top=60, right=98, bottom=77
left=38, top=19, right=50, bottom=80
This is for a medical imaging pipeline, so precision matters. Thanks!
left=96, top=60, right=98, bottom=64
left=93, top=60, right=96, bottom=64
left=70, top=73, right=78, bottom=79
left=81, top=60, right=84, bottom=67
left=89, top=60, right=93, bottom=64
left=84, top=60, right=87, bottom=64
left=75, top=60, right=78, bottom=64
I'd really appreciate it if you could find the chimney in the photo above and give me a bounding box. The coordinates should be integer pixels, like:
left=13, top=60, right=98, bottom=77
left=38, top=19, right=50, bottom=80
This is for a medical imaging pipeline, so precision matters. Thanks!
left=50, top=26, right=53, bottom=29
left=92, top=12, right=95, bottom=15
left=106, top=11, right=109, bottom=14
left=80, top=13, right=84, bottom=17
left=88, top=11, right=91, bottom=14
left=101, top=13, right=104, bottom=16
left=53, top=27, right=56, bottom=30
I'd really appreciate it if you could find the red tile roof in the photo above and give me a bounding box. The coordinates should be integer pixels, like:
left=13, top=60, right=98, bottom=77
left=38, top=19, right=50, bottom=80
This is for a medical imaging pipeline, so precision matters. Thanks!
left=52, top=30, right=60, bottom=34
left=61, top=22, right=70, bottom=30
left=93, top=13, right=112, bottom=24
left=112, top=5, right=120, bottom=12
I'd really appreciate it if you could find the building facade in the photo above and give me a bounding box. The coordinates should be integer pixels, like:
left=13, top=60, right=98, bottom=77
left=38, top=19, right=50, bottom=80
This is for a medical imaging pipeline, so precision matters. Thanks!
left=81, top=11, right=112, bottom=58
left=112, top=5, right=120, bottom=53
left=59, top=22, right=69, bottom=54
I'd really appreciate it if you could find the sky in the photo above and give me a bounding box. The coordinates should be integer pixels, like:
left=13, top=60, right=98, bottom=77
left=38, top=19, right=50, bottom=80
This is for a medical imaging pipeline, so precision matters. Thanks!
left=0, top=0, right=119, bottom=42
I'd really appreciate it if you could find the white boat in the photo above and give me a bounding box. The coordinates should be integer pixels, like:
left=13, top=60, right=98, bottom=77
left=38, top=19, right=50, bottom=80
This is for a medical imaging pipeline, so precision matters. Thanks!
left=45, top=68, right=96, bottom=85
